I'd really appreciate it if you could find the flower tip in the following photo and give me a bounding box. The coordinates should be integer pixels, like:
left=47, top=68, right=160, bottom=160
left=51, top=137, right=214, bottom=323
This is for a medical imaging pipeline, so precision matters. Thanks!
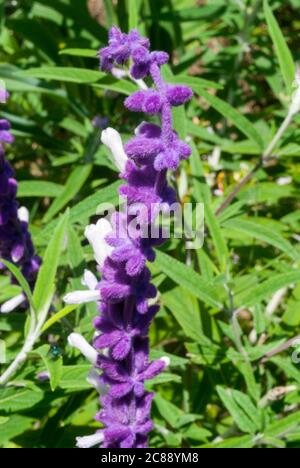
left=0, top=294, right=25, bottom=314
left=76, top=433, right=104, bottom=449
left=64, top=290, right=100, bottom=305
left=101, top=127, right=128, bottom=172
left=18, top=206, right=29, bottom=223
left=68, top=333, right=98, bottom=365
left=82, top=269, right=98, bottom=290
left=160, top=356, right=171, bottom=368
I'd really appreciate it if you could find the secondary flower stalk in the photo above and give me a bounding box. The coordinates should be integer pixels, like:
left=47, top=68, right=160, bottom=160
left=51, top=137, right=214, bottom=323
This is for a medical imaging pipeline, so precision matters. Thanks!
left=65, top=27, right=193, bottom=448
left=0, top=88, right=40, bottom=312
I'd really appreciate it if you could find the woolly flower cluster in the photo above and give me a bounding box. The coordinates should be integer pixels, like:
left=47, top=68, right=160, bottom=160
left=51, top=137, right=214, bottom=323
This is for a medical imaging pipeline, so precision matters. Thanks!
left=0, top=89, right=40, bottom=313
left=65, top=27, right=193, bottom=449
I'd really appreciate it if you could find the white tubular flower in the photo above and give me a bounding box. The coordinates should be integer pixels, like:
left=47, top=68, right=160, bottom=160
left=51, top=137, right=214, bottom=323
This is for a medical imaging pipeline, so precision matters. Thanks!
left=76, top=432, right=104, bottom=449
left=18, top=207, right=29, bottom=223
left=101, top=127, right=128, bottom=172
left=111, top=67, right=127, bottom=79
left=0, top=293, right=25, bottom=314
left=134, top=121, right=147, bottom=136
left=81, top=269, right=98, bottom=290
left=64, top=290, right=100, bottom=305
left=87, top=369, right=108, bottom=395
left=68, top=333, right=98, bottom=365
left=64, top=270, right=100, bottom=305
left=85, top=219, right=113, bottom=268
left=160, top=356, right=171, bottom=368
left=290, top=69, right=300, bottom=116
left=178, top=168, right=188, bottom=201
left=277, top=176, right=292, bottom=186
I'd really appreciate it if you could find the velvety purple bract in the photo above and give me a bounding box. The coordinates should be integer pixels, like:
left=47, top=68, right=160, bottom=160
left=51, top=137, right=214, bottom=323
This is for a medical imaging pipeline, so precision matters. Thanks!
left=0, top=104, right=40, bottom=301
left=86, top=28, right=193, bottom=449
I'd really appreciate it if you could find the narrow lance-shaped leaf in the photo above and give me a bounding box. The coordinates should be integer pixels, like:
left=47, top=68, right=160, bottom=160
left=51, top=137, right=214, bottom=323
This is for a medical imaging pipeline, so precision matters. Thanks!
left=198, top=89, right=264, bottom=150
left=155, top=250, right=223, bottom=309
left=0, top=259, right=35, bottom=313
left=43, top=165, right=92, bottom=223
left=33, top=211, right=69, bottom=318
left=264, top=0, right=295, bottom=95
left=223, top=217, right=300, bottom=262
left=237, top=271, right=300, bottom=308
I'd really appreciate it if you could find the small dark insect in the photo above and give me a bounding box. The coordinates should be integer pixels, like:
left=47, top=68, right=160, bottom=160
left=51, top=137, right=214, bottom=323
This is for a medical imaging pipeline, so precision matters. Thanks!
left=49, top=344, right=62, bottom=359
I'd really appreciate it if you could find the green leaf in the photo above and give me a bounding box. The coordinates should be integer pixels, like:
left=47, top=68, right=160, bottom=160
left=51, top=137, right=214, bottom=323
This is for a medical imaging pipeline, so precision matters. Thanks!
left=146, top=5, right=225, bottom=22
left=60, top=365, right=91, bottom=390
left=198, top=89, right=264, bottom=150
left=93, top=76, right=138, bottom=96
left=103, top=0, right=115, bottom=27
left=204, top=435, right=255, bottom=448
left=33, top=212, right=69, bottom=318
left=39, top=181, right=121, bottom=240
left=162, top=286, right=203, bottom=342
left=154, top=394, right=183, bottom=429
left=18, top=181, right=64, bottom=198
left=128, top=0, right=139, bottom=30
left=223, top=217, right=300, bottom=262
left=155, top=251, right=222, bottom=309
left=41, top=305, right=78, bottom=333
left=264, top=411, right=300, bottom=438
left=35, top=345, right=63, bottom=391
left=182, top=424, right=212, bottom=442
left=31, top=2, right=63, bottom=25
left=264, top=0, right=295, bottom=94
left=59, top=48, right=97, bottom=58
left=0, top=340, right=6, bottom=364
left=66, top=224, right=86, bottom=291
left=168, top=73, right=223, bottom=91
left=0, top=259, right=35, bottom=313
left=0, top=415, right=34, bottom=445
left=205, top=204, right=228, bottom=272
left=0, top=388, right=43, bottom=412
left=217, top=386, right=258, bottom=434
left=238, top=271, right=300, bottom=308
left=43, top=165, right=92, bottom=223
left=17, top=67, right=105, bottom=84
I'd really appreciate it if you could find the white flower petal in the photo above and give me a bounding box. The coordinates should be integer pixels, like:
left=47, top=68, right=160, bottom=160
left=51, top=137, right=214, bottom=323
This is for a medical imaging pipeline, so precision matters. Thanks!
left=277, top=176, right=292, bottom=186
left=101, top=127, right=128, bottom=172
left=76, top=432, right=104, bottom=449
left=18, top=207, right=29, bottom=223
left=81, top=269, right=98, bottom=290
left=134, top=121, right=148, bottom=136
left=111, top=67, right=127, bottom=79
left=87, top=369, right=108, bottom=395
left=64, top=290, right=100, bottom=305
left=160, top=356, right=171, bottom=368
left=290, top=70, right=300, bottom=116
left=0, top=294, right=25, bottom=314
left=85, top=219, right=113, bottom=268
left=68, top=333, right=98, bottom=365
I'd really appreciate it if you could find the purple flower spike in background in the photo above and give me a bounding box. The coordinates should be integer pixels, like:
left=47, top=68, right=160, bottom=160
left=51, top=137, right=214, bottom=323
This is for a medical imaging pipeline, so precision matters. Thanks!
left=0, top=85, right=41, bottom=313
left=66, top=27, right=193, bottom=449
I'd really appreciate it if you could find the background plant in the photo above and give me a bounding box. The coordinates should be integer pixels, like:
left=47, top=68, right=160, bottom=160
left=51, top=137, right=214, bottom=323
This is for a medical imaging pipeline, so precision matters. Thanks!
left=0, top=0, right=300, bottom=448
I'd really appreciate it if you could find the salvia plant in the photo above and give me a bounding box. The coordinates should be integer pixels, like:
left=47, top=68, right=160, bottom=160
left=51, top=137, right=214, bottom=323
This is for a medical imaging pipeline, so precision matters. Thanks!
left=64, top=26, right=193, bottom=449
left=1, top=0, right=300, bottom=450
left=0, top=87, right=40, bottom=313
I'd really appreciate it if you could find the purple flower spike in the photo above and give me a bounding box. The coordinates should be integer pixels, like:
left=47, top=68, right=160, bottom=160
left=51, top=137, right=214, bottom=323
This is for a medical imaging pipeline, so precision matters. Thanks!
left=67, top=27, right=193, bottom=449
left=125, top=90, right=162, bottom=115
left=167, top=85, right=194, bottom=106
left=0, top=92, right=41, bottom=313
